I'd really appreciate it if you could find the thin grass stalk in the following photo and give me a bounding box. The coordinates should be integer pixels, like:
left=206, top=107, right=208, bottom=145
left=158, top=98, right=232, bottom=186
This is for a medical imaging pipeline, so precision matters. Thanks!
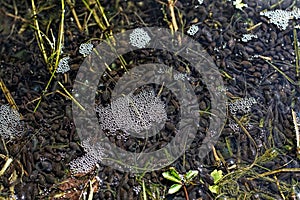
left=66, top=0, right=83, bottom=31
left=249, top=168, right=300, bottom=180
left=31, top=0, right=48, bottom=66
left=263, top=59, right=300, bottom=85
left=291, top=109, right=300, bottom=154
left=232, top=115, right=258, bottom=169
left=57, top=81, right=85, bottom=111
left=142, top=180, right=147, bottom=200
left=34, top=0, right=65, bottom=112
left=293, top=28, right=299, bottom=78
left=0, top=79, right=19, bottom=111
left=53, top=0, right=65, bottom=72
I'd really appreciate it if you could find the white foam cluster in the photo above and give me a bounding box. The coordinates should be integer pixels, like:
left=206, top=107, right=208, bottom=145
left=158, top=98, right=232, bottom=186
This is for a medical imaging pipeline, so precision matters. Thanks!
left=229, top=97, right=257, bottom=115
left=79, top=43, right=93, bottom=57
left=187, top=25, right=199, bottom=36
left=56, top=56, right=70, bottom=73
left=69, top=138, right=104, bottom=174
left=260, top=8, right=300, bottom=30
left=96, top=89, right=167, bottom=134
left=241, top=34, right=258, bottom=42
left=0, top=105, right=22, bottom=139
left=129, top=28, right=151, bottom=48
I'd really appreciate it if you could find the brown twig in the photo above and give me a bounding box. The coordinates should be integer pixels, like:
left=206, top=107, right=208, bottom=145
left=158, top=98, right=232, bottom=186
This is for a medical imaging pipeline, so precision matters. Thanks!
left=182, top=185, right=189, bottom=200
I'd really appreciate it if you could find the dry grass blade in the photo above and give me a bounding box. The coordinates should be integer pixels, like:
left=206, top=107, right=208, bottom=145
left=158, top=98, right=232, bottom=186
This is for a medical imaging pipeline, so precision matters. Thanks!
left=0, top=155, right=13, bottom=177
left=168, top=0, right=178, bottom=32
left=66, top=0, right=83, bottom=31
left=262, top=59, right=300, bottom=86
left=0, top=79, right=19, bottom=111
left=57, top=81, right=85, bottom=111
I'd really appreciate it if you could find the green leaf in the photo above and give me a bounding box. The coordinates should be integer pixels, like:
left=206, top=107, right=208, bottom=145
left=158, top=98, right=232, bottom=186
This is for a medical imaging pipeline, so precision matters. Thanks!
left=169, top=167, right=181, bottom=180
left=168, top=184, right=182, bottom=194
left=185, top=170, right=198, bottom=182
left=162, top=167, right=181, bottom=183
left=208, top=185, right=219, bottom=194
left=162, top=171, right=181, bottom=183
left=210, top=169, right=223, bottom=184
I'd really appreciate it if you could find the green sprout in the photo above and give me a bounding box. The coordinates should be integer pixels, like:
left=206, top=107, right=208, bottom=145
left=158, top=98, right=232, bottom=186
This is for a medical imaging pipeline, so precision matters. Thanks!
left=162, top=167, right=198, bottom=200
left=208, top=169, right=223, bottom=194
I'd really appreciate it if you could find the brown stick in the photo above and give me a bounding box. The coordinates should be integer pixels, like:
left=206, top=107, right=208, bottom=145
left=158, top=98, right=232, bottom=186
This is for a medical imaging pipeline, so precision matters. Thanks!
left=183, top=185, right=189, bottom=200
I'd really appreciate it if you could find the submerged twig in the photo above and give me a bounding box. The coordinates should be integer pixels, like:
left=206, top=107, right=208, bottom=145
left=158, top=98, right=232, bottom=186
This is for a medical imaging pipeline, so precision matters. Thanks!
left=0, top=155, right=13, bottom=177
left=0, top=140, right=12, bottom=177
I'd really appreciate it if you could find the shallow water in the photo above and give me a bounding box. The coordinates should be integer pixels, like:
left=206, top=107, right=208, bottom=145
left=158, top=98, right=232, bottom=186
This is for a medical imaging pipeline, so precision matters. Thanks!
left=0, top=0, right=300, bottom=199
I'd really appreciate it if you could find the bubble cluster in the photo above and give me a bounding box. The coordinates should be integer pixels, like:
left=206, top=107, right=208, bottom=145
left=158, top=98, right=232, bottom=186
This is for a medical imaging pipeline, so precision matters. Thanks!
left=260, top=8, right=300, bottom=30
left=0, top=105, right=22, bottom=139
left=241, top=34, right=257, bottom=42
left=79, top=43, right=94, bottom=57
left=133, top=185, right=141, bottom=195
left=173, top=73, right=187, bottom=81
left=228, top=119, right=253, bottom=132
left=56, top=56, right=70, bottom=73
left=229, top=97, right=257, bottom=115
left=96, top=89, right=167, bottom=134
left=187, top=25, right=199, bottom=36
left=69, top=138, right=105, bottom=174
left=129, top=28, right=151, bottom=48
left=198, top=0, right=203, bottom=5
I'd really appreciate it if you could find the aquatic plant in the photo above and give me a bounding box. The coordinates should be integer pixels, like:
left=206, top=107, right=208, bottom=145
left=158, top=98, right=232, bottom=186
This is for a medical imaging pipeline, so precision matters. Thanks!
left=162, top=167, right=198, bottom=200
left=232, top=0, right=247, bottom=10
left=208, top=169, right=223, bottom=194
